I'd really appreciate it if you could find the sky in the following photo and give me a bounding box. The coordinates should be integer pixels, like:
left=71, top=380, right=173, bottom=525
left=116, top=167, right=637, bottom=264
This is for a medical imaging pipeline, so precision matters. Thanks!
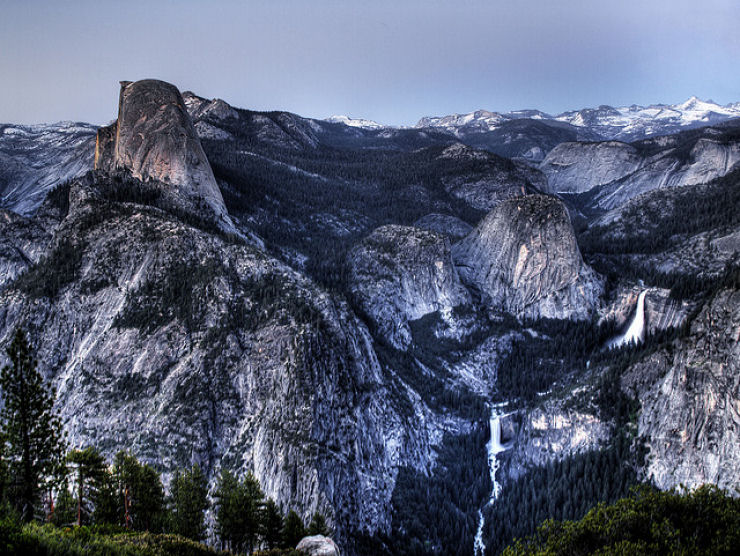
left=1, top=0, right=739, bottom=126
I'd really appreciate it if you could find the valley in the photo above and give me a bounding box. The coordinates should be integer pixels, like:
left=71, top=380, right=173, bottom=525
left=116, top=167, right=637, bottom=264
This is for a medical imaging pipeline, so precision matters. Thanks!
left=0, top=79, right=738, bottom=555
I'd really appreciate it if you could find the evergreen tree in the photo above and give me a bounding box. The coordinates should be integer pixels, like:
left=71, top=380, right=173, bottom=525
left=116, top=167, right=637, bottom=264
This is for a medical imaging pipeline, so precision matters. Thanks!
left=113, top=451, right=165, bottom=532
left=0, top=328, right=66, bottom=521
left=261, top=498, right=283, bottom=549
left=307, top=511, right=331, bottom=536
left=170, top=463, right=209, bottom=541
left=67, top=446, right=107, bottom=526
left=214, top=469, right=244, bottom=552
left=51, top=478, right=76, bottom=527
left=242, top=471, right=265, bottom=553
left=91, top=466, right=120, bottom=526
left=0, top=429, right=9, bottom=505
left=282, top=509, right=306, bottom=549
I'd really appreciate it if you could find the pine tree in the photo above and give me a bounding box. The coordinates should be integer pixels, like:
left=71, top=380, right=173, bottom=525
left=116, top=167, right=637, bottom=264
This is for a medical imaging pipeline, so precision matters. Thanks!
left=113, top=451, right=165, bottom=532
left=214, top=469, right=243, bottom=552
left=67, top=446, right=108, bottom=526
left=91, top=466, right=120, bottom=526
left=261, top=498, right=283, bottom=549
left=243, top=471, right=265, bottom=553
left=282, top=509, right=306, bottom=549
left=307, top=511, right=331, bottom=536
left=214, top=469, right=267, bottom=552
left=51, top=478, right=76, bottom=527
left=170, top=463, right=209, bottom=541
left=0, top=328, right=66, bottom=521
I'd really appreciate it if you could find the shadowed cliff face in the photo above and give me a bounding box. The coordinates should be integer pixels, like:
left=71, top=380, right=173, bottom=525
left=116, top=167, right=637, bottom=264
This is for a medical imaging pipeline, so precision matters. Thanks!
left=453, top=195, right=602, bottom=320
left=95, top=79, right=234, bottom=232
left=347, top=225, right=471, bottom=349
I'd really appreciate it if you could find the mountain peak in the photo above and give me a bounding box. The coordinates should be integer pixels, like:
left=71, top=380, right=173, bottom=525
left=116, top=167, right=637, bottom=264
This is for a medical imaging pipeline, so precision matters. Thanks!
left=94, top=79, right=235, bottom=232
left=325, top=114, right=384, bottom=129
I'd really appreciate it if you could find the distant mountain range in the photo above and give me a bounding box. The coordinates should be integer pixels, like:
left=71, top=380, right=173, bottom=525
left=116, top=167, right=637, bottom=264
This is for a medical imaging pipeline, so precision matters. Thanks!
left=329, top=96, right=740, bottom=146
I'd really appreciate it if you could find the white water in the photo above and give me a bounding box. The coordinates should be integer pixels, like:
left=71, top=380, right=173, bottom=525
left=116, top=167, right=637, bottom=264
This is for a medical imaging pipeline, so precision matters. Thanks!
left=474, top=406, right=510, bottom=556
left=608, top=290, right=647, bottom=349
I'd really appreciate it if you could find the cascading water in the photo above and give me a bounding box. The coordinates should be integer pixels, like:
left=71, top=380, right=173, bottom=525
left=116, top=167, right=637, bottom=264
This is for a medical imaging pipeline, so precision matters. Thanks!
left=607, top=290, right=647, bottom=349
left=474, top=405, right=510, bottom=556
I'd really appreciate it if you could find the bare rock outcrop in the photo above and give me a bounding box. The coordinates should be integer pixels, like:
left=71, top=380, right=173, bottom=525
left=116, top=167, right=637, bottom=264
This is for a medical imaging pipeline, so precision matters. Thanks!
left=0, top=121, right=95, bottom=215
left=540, top=141, right=643, bottom=195
left=347, top=225, right=471, bottom=349
left=540, top=131, right=740, bottom=211
left=622, top=288, right=740, bottom=492
left=452, top=195, right=602, bottom=320
left=297, top=535, right=341, bottom=556
left=94, top=79, right=234, bottom=231
left=506, top=402, right=610, bottom=482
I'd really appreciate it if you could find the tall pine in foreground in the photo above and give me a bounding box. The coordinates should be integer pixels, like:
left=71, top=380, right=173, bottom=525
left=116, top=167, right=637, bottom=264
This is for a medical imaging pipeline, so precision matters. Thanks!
left=262, top=498, right=284, bottom=549
left=66, top=446, right=108, bottom=526
left=113, top=451, right=166, bottom=532
left=214, top=469, right=266, bottom=553
left=170, top=463, right=209, bottom=541
left=0, top=328, right=66, bottom=521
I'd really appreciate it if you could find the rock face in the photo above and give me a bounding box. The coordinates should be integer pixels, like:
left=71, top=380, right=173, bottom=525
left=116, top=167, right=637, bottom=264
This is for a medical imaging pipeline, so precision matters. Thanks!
left=0, top=175, right=446, bottom=545
left=0, top=210, right=51, bottom=288
left=0, top=121, right=96, bottom=215
left=622, top=289, right=740, bottom=492
left=453, top=195, right=602, bottom=320
left=438, top=143, right=539, bottom=211
left=297, top=535, right=341, bottom=556
left=347, top=225, right=470, bottom=349
left=94, top=80, right=234, bottom=231
left=540, top=141, right=643, bottom=195
left=506, top=401, right=610, bottom=482
left=540, top=126, right=740, bottom=212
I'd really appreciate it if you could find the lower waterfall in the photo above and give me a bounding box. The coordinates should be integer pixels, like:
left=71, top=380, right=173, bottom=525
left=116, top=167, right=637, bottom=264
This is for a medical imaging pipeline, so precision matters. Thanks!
left=607, top=290, right=648, bottom=349
left=474, top=405, right=510, bottom=556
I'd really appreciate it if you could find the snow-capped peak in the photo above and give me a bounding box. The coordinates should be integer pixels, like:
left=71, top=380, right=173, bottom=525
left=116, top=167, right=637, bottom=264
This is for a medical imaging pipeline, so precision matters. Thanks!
left=326, top=115, right=384, bottom=129
left=414, top=96, right=740, bottom=142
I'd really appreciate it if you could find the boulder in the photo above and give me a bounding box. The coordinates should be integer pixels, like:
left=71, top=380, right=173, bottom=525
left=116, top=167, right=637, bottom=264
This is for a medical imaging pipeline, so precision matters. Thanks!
left=297, top=535, right=340, bottom=556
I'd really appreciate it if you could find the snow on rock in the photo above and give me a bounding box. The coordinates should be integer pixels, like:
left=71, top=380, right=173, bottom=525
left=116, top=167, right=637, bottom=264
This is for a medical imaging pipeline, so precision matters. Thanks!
left=326, top=115, right=384, bottom=129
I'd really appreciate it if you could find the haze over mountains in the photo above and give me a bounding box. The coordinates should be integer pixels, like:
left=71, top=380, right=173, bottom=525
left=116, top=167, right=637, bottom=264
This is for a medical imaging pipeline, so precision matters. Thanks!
left=1, top=80, right=739, bottom=554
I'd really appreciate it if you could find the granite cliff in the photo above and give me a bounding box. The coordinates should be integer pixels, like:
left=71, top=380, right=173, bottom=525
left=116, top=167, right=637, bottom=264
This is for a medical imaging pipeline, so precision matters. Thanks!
left=94, top=80, right=235, bottom=232
left=540, top=122, right=740, bottom=212
left=453, top=195, right=602, bottom=320
left=347, top=225, right=471, bottom=349
left=622, top=288, right=740, bottom=492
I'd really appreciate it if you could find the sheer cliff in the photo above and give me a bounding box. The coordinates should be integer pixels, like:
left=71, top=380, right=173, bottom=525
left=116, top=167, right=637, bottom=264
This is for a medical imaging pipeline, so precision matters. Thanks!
left=453, top=195, right=603, bottom=320
left=347, top=225, right=470, bottom=349
left=622, top=287, right=740, bottom=492
left=94, top=80, right=235, bottom=232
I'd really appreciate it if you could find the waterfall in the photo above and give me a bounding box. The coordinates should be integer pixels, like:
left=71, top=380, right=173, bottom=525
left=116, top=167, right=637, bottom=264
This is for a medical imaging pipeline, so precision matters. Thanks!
left=474, top=406, right=510, bottom=556
left=608, top=290, right=647, bottom=349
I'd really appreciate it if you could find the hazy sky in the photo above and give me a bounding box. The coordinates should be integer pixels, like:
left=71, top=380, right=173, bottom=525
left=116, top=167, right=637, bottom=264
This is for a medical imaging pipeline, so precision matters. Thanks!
left=2, top=0, right=739, bottom=126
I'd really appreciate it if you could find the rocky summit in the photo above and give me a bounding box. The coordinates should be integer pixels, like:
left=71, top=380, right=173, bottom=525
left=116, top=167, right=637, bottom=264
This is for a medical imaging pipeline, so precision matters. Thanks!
left=94, top=79, right=235, bottom=232
left=453, top=194, right=602, bottom=320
